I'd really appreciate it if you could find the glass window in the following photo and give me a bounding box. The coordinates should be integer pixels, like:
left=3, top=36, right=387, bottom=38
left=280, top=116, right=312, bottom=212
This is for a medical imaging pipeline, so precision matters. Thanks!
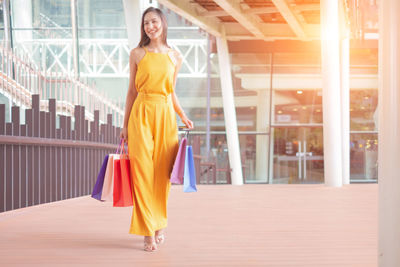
left=10, top=0, right=74, bottom=74
left=188, top=133, right=231, bottom=184
left=229, top=53, right=272, bottom=183
left=350, top=89, right=378, bottom=131
left=76, top=0, right=128, bottom=109
left=272, top=127, right=324, bottom=184
left=77, top=0, right=126, bottom=39
left=273, top=89, right=322, bottom=125
left=350, top=133, right=378, bottom=181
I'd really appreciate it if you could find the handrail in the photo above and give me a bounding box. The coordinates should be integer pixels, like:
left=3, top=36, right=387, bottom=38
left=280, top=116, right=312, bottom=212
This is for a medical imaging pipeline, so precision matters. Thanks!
left=179, top=130, right=269, bottom=135
left=14, top=38, right=211, bottom=79
left=0, top=135, right=118, bottom=149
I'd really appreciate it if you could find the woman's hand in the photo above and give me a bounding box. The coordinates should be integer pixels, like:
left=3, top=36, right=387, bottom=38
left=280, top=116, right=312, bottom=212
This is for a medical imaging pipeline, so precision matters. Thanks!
left=180, top=114, right=194, bottom=129
left=120, top=127, right=128, bottom=143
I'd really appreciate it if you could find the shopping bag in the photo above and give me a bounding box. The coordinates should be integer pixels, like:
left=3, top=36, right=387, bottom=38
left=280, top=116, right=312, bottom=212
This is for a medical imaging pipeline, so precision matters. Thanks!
left=113, top=144, right=133, bottom=207
left=101, top=154, right=116, bottom=201
left=183, top=145, right=197, bottom=193
left=91, top=154, right=109, bottom=201
left=170, top=137, right=187, bottom=184
left=120, top=155, right=133, bottom=205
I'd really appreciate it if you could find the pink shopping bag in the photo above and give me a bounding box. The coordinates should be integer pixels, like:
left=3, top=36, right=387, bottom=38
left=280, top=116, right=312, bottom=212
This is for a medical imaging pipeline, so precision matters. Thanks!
left=170, top=137, right=187, bottom=184
left=101, top=154, right=117, bottom=201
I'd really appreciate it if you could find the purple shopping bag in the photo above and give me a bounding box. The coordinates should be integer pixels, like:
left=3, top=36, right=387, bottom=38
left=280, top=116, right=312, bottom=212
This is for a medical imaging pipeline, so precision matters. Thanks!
left=170, top=137, right=187, bottom=184
left=91, top=154, right=109, bottom=201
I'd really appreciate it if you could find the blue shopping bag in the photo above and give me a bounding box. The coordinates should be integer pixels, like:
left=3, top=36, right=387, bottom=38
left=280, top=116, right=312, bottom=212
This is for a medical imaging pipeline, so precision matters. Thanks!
left=91, top=154, right=109, bottom=200
left=183, top=145, right=197, bottom=193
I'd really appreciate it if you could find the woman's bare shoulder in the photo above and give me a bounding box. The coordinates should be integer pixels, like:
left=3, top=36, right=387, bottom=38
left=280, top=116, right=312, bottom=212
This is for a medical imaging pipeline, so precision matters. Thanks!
left=168, top=49, right=182, bottom=66
left=130, top=47, right=146, bottom=65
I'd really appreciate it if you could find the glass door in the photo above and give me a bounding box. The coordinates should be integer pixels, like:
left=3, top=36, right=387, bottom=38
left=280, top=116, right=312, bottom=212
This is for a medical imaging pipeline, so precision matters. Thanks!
left=271, top=127, right=324, bottom=184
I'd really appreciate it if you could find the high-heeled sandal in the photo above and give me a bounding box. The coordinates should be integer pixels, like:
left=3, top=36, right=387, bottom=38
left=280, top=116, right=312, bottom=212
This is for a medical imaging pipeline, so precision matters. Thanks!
left=155, top=234, right=165, bottom=245
left=144, top=240, right=157, bottom=252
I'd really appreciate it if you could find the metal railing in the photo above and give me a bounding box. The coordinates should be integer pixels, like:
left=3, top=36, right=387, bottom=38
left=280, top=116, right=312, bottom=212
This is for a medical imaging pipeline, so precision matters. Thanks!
left=0, top=45, right=124, bottom=124
left=14, top=38, right=215, bottom=78
left=0, top=94, right=120, bottom=213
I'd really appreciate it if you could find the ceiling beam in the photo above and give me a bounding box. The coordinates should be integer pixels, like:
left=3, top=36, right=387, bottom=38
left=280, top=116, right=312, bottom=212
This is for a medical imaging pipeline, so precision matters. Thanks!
left=198, top=10, right=229, bottom=17
left=271, top=0, right=307, bottom=39
left=242, top=7, right=278, bottom=14
left=157, top=0, right=221, bottom=37
left=239, top=2, right=263, bottom=24
left=198, top=4, right=320, bottom=17
left=295, top=4, right=319, bottom=12
left=223, top=22, right=320, bottom=40
left=214, top=0, right=266, bottom=39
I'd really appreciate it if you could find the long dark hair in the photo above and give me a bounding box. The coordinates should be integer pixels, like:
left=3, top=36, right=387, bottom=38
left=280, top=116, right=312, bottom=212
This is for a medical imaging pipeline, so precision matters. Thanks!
left=138, top=7, right=169, bottom=48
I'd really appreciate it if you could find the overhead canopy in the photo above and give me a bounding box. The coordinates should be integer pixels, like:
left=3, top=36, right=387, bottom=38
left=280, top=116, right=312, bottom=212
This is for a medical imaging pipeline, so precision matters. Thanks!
left=157, top=0, right=321, bottom=41
left=157, top=1, right=377, bottom=58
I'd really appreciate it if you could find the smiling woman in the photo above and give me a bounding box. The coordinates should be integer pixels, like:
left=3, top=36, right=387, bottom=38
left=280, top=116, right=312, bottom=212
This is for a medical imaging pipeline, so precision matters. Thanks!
left=138, top=8, right=168, bottom=48
left=119, top=7, right=194, bottom=253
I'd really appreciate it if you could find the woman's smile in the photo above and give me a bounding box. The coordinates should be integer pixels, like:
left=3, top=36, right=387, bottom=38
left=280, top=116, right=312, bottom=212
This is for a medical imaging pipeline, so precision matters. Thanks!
left=144, top=12, right=163, bottom=39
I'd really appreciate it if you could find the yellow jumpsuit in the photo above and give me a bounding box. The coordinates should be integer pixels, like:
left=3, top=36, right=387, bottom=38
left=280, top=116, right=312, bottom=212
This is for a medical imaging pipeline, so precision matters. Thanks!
left=127, top=47, right=179, bottom=236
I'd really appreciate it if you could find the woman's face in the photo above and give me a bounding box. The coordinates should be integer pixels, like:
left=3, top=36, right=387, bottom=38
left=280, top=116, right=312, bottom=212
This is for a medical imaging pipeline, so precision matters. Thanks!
left=143, top=12, right=163, bottom=40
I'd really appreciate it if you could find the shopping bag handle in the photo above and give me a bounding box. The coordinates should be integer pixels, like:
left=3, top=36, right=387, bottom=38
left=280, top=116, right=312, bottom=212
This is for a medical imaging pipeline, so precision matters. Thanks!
left=116, top=139, right=129, bottom=155
left=178, top=126, right=192, bottom=138
left=116, top=139, right=123, bottom=154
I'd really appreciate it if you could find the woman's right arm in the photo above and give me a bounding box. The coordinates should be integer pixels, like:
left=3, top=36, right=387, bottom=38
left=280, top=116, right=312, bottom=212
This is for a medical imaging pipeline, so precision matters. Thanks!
left=120, top=48, right=139, bottom=141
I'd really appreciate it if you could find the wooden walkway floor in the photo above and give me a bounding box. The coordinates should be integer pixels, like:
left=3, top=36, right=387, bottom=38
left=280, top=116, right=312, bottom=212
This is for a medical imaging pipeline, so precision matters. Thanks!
left=0, top=184, right=377, bottom=266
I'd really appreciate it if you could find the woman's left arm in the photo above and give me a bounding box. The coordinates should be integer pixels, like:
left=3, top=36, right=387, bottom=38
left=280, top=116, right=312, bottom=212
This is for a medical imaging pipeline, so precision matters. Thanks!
left=171, top=50, right=194, bottom=129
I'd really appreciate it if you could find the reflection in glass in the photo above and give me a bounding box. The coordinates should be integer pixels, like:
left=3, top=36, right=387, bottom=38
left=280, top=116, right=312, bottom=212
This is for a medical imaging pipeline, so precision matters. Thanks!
left=274, top=89, right=322, bottom=124
left=350, top=133, right=378, bottom=181
left=272, top=127, right=324, bottom=184
left=188, top=133, right=231, bottom=184
left=350, top=89, right=378, bottom=131
left=239, top=134, right=257, bottom=183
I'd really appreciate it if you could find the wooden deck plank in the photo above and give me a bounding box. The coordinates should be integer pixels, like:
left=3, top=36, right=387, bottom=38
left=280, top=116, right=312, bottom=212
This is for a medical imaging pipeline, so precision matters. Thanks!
left=0, top=184, right=377, bottom=266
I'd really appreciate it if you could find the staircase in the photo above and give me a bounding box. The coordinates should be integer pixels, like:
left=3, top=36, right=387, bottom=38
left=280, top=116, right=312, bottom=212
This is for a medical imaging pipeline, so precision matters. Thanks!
left=0, top=46, right=123, bottom=124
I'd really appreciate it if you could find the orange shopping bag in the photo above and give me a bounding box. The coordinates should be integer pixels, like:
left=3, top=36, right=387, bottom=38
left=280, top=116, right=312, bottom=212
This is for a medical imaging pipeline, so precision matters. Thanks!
left=113, top=141, right=133, bottom=207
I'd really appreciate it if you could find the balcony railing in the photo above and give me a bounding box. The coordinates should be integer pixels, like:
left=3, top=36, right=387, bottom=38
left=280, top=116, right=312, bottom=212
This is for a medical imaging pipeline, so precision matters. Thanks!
left=14, top=38, right=214, bottom=78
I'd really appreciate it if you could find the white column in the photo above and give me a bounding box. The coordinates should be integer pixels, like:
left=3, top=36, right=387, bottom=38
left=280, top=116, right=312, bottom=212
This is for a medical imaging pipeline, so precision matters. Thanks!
left=378, top=0, right=400, bottom=265
left=256, top=89, right=268, bottom=181
left=340, top=35, right=350, bottom=185
left=320, top=0, right=343, bottom=187
left=216, top=34, right=243, bottom=185
left=122, top=0, right=143, bottom=49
